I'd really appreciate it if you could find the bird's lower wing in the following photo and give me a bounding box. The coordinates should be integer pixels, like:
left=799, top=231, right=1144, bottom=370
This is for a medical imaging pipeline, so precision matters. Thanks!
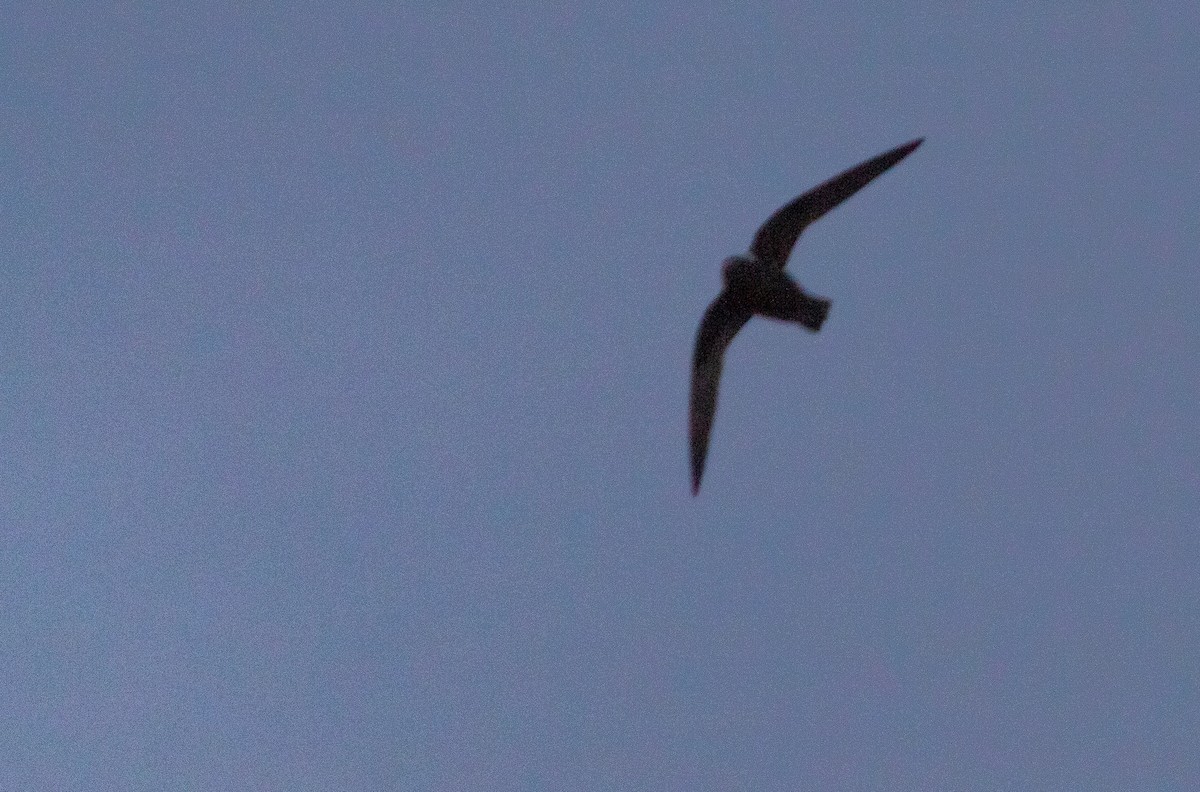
left=690, top=294, right=752, bottom=495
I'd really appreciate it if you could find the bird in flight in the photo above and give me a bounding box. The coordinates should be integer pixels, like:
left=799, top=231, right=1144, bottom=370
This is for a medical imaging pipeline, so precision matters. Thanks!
left=689, top=138, right=923, bottom=495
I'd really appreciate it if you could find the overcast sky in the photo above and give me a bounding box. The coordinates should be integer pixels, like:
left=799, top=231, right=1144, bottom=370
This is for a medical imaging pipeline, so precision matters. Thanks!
left=4, top=2, right=1198, bottom=790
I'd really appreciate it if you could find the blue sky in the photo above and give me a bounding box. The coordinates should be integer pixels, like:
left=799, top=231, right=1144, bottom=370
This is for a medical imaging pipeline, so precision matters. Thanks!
left=3, top=2, right=1198, bottom=789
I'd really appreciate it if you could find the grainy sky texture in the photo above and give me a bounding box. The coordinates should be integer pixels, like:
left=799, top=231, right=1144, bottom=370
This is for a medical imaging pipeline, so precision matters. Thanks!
left=4, top=3, right=1198, bottom=790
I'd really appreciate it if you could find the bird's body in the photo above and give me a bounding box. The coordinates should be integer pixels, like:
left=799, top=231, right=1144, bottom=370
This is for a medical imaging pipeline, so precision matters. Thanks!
left=689, top=138, right=923, bottom=495
left=719, top=255, right=831, bottom=326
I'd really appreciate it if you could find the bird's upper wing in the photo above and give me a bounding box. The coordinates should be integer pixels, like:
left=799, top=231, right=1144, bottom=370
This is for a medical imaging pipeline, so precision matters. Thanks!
left=690, top=292, right=752, bottom=495
left=750, top=138, right=924, bottom=269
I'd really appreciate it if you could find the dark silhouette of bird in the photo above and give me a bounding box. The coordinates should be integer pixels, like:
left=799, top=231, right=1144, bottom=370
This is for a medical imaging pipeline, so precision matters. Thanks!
left=689, top=138, right=923, bottom=495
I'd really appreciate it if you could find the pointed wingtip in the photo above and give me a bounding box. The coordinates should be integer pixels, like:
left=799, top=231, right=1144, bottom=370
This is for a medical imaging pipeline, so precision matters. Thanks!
left=879, top=137, right=923, bottom=171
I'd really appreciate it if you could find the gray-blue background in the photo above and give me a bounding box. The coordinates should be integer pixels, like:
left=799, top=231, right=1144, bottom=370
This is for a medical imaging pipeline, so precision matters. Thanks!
left=4, top=3, right=1197, bottom=789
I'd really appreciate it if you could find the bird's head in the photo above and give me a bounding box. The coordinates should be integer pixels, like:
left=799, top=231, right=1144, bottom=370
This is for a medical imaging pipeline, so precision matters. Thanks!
left=721, top=255, right=758, bottom=285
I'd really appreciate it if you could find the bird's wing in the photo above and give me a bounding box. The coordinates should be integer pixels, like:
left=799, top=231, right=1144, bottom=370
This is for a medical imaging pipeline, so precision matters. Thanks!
left=750, top=138, right=924, bottom=269
left=690, top=292, right=752, bottom=495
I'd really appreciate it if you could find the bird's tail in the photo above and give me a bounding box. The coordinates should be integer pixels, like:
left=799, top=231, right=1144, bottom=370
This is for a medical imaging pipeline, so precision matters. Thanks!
left=794, top=295, right=831, bottom=332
